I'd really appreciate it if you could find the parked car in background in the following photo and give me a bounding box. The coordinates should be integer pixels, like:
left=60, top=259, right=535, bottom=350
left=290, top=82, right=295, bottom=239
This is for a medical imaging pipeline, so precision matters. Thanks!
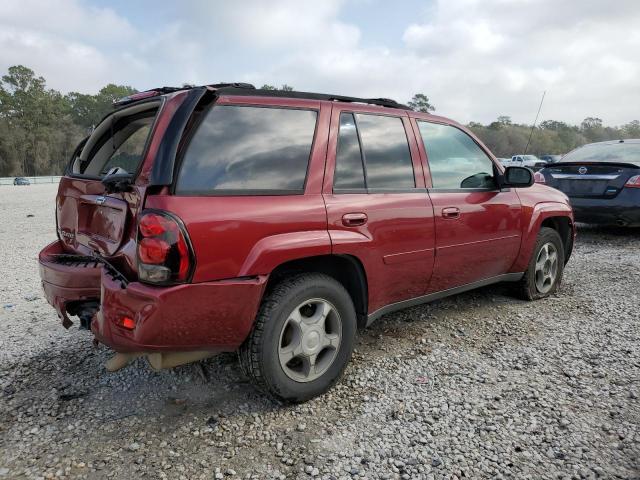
left=535, top=139, right=640, bottom=226
left=38, top=84, right=575, bottom=402
left=506, top=155, right=547, bottom=170
left=540, top=154, right=562, bottom=164
left=13, top=177, right=30, bottom=185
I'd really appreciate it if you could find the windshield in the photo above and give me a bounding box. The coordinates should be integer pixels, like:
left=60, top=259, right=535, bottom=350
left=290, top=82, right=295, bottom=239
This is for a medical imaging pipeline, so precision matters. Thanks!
left=70, top=102, right=160, bottom=177
left=561, top=142, right=640, bottom=164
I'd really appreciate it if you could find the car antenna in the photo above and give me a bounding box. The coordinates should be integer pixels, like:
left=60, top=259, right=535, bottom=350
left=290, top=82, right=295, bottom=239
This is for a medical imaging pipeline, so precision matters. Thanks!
left=524, top=90, right=546, bottom=155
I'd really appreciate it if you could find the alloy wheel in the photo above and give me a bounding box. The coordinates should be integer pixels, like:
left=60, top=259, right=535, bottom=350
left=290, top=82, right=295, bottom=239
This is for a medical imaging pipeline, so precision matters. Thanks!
left=278, top=298, right=342, bottom=383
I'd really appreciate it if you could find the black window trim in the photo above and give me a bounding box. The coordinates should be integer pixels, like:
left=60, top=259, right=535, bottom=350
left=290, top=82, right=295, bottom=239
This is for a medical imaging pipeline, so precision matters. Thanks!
left=416, top=119, right=502, bottom=193
left=332, top=110, right=417, bottom=194
left=172, top=102, right=320, bottom=197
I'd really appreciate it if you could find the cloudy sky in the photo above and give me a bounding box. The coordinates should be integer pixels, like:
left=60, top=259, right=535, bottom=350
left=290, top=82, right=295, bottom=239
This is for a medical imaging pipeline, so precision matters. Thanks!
left=1, top=0, right=638, bottom=125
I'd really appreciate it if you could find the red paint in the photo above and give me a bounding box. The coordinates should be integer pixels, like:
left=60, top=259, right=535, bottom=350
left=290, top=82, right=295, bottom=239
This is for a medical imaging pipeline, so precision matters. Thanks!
left=39, top=90, right=575, bottom=355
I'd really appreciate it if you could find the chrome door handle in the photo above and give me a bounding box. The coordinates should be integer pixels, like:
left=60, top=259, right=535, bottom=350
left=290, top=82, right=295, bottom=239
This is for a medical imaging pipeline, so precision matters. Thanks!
left=442, top=207, right=460, bottom=219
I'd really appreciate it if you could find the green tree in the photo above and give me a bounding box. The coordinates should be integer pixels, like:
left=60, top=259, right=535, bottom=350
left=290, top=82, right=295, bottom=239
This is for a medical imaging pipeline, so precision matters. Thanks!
left=408, top=93, right=435, bottom=113
left=67, top=83, right=136, bottom=129
left=623, top=120, right=640, bottom=138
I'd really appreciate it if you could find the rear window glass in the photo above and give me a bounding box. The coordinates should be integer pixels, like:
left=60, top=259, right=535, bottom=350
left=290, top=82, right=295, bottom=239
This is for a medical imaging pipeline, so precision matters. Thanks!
left=176, top=105, right=317, bottom=194
left=334, top=113, right=366, bottom=189
left=356, top=114, right=415, bottom=189
left=76, top=108, right=158, bottom=177
left=561, top=142, right=640, bottom=163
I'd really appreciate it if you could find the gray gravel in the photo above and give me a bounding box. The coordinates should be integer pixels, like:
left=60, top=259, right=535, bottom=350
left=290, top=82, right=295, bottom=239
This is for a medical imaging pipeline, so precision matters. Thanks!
left=1, top=184, right=639, bottom=479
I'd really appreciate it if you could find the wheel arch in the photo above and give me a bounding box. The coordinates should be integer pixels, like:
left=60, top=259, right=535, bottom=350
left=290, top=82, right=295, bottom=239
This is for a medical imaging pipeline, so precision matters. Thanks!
left=265, top=254, right=369, bottom=328
left=540, top=216, right=574, bottom=263
left=510, top=202, right=575, bottom=272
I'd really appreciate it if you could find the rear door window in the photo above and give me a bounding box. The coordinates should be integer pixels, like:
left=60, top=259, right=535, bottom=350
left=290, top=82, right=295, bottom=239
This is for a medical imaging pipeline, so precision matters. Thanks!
left=356, top=114, right=415, bottom=189
left=334, top=113, right=366, bottom=189
left=176, top=105, right=317, bottom=194
left=333, top=112, right=415, bottom=191
left=418, top=121, right=496, bottom=189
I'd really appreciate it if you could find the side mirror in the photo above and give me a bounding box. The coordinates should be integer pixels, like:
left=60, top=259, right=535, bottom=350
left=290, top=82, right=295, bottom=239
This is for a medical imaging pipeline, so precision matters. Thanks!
left=502, top=166, right=533, bottom=188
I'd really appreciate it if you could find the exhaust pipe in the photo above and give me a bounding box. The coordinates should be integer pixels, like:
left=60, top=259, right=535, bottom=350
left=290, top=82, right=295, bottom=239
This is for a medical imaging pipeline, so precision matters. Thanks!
left=105, top=350, right=216, bottom=372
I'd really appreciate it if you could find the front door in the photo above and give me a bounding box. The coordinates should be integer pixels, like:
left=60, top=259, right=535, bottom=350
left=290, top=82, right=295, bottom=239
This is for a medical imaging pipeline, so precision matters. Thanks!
left=323, top=107, right=436, bottom=314
left=413, top=120, right=522, bottom=293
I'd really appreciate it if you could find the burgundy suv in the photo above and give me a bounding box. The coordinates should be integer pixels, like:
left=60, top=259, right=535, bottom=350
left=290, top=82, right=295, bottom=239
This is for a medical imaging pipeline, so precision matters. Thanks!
left=39, top=84, right=575, bottom=402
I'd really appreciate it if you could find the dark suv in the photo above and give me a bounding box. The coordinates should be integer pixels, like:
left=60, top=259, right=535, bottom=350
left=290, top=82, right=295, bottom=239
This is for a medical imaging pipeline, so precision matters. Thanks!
left=39, top=84, right=575, bottom=401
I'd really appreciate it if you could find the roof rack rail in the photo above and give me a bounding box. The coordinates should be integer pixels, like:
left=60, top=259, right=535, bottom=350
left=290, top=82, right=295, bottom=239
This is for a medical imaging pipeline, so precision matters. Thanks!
left=115, top=83, right=411, bottom=111
left=214, top=87, right=412, bottom=110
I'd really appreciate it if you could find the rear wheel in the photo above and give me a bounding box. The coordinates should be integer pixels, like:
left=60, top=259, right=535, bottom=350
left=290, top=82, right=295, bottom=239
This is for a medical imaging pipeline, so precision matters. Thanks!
left=239, top=273, right=357, bottom=402
left=515, top=227, right=565, bottom=300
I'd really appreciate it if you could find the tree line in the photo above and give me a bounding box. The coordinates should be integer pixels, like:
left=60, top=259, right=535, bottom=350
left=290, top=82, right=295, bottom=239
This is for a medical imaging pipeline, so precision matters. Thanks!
left=0, top=65, right=638, bottom=177
left=408, top=94, right=640, bottom=158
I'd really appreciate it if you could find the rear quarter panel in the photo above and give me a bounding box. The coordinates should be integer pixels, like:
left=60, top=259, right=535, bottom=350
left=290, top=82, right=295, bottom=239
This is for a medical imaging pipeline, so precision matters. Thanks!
left=147, top=98, right=333, bottom=283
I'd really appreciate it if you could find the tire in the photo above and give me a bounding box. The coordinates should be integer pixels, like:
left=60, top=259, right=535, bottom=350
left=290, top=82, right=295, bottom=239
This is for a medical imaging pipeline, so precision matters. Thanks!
left=238, top=273, right=357, bottom=403
left=515, top=227, right=565, bottom=300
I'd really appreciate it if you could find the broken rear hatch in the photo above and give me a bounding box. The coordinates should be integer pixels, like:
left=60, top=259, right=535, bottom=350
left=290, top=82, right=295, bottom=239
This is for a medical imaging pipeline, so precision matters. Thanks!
left=56, top=96, right=164, bottom=275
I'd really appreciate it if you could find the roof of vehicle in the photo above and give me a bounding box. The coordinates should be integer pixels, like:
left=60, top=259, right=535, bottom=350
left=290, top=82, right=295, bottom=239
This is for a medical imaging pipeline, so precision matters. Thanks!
left=115, top=83, right=413, bottom=111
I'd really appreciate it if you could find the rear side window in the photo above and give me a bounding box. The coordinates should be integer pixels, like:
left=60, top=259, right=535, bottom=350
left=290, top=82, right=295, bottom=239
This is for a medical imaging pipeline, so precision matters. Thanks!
left=176, top=105, right=317, bottom=194
left=418, top=121, right=496, bottom=189
left=333, top=113, right=415, bottom=191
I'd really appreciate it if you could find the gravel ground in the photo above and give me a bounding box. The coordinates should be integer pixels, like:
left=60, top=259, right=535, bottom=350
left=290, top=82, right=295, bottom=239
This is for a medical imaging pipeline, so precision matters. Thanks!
left=0, top=184, right=638, bottom=480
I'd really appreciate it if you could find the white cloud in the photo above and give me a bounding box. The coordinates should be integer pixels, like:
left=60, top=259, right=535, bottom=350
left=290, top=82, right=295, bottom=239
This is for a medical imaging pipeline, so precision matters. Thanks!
left=0, top=0, right=639, bottom=125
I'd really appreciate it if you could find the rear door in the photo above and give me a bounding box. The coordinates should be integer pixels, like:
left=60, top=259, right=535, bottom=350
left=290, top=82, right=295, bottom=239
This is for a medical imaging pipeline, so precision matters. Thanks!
left=413, top=120, right=522, bottom=292
left=323, top=106, right=436, bottom=314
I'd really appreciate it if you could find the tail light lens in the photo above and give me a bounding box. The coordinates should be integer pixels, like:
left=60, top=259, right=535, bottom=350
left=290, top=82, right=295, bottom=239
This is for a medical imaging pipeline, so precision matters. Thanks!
left=533, top=171, right=546, bottom=184
left=137, top=211, right=193, bottom=284
left=625, top=175, right=640, bottom=188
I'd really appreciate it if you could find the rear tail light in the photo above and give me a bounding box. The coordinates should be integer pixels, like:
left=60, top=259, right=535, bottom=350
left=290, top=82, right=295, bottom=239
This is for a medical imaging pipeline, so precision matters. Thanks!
left=625, top=175, right=640, bottom=188
left=137, top=211, right=193, bottom=284
left=533, top=171, right=546, bottom=184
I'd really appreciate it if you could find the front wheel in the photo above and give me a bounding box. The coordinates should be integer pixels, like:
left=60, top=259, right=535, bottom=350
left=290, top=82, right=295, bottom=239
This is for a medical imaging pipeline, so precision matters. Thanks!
left=239, top=273, right=357, bottom=402
left=515, top=227, right=565, bottom=300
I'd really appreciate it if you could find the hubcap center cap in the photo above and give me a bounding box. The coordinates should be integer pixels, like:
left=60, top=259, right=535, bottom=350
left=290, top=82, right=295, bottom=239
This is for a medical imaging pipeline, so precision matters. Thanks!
left=302, top=330, right=321, bottom=354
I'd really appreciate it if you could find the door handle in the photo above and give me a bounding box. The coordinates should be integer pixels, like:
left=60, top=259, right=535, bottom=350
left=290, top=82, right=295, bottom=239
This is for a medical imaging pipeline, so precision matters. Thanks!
left=442, top=207, right=460, bottom=219
left=342, top=212, right=368, bottom=227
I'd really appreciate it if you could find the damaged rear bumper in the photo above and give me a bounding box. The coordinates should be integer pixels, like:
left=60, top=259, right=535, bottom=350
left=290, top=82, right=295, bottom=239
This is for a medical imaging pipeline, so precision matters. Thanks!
left=39, top=241, right=101, bottom=328
left=39, top=240, right=267, bottom=353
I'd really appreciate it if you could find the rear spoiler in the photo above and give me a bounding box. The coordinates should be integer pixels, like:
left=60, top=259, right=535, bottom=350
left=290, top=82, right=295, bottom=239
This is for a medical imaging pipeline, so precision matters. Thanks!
left=114, top=83, right=255, bottom=107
